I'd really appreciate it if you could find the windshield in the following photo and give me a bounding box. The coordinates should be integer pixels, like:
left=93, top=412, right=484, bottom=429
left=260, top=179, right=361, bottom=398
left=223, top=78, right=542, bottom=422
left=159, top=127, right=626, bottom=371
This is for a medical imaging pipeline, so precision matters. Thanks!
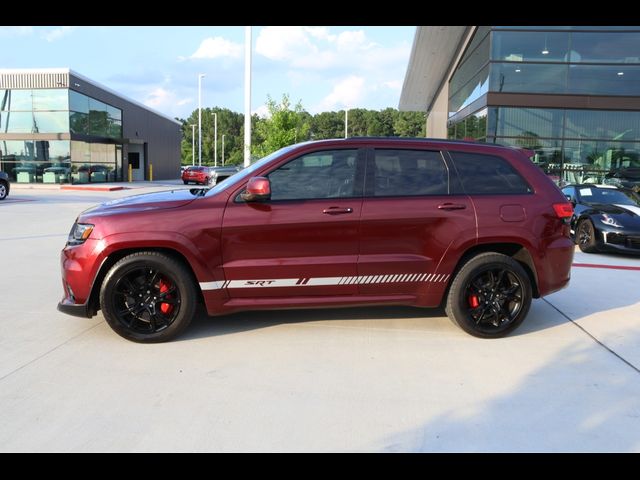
left=205, top=145, right=296, bottom=197
left=579, top=187, right=640, bottom=206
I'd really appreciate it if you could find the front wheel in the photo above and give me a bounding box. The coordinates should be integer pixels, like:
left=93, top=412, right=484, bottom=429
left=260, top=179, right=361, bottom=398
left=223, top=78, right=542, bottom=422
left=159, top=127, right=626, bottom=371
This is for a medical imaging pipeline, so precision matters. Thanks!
left=0, top=181, right=7, bottom=200
left=576, top=219, right=599, bottom=253
left=99, top=251, right=197, bottom=343
left=445, top=253, right=532, bottom=338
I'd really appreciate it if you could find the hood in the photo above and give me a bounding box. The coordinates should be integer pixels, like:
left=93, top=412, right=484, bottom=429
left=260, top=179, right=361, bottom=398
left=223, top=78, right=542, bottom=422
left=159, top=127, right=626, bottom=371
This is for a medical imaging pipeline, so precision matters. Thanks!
left=613, top=204, right=640, bottom=217
left=83, top=188, right=206, bottom=217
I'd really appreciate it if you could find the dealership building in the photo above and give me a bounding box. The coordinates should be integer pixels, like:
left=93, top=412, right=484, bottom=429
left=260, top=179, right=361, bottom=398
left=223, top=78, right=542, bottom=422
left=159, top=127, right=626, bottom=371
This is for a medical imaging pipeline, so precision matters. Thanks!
left=400, top=26, right=640, bottom=184
left=0, top=68, right=181, bottom=184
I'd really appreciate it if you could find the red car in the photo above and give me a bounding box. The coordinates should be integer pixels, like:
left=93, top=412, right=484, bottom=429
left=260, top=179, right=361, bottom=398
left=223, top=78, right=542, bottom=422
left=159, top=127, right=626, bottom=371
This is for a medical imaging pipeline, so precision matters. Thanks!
left=182, top=166, right=211, bottom=185
left=58, top=138, right=574, bottom=342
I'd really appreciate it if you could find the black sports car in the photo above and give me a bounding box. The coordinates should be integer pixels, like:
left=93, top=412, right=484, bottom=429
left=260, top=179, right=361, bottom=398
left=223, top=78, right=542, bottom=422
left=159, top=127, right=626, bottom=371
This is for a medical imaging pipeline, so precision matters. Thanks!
left=562, top=184, right=640, bottom=254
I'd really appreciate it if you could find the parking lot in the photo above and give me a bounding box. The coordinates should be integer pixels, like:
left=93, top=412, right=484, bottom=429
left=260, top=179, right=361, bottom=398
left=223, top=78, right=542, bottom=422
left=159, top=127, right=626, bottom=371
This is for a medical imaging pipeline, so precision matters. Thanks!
left=1, top=183, right=639, bottom=452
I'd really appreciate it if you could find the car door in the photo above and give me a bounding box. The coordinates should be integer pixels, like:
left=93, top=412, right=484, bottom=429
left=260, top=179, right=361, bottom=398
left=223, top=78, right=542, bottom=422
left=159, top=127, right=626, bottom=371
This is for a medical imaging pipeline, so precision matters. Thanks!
left=221, top=148, right=365, bottom=298
left=358, top=147, right=475, bottom=297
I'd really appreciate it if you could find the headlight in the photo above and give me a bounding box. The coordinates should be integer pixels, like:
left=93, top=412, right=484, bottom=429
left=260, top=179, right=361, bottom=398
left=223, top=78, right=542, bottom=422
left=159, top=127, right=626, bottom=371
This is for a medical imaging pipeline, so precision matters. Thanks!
left=600, top=214, right=623, bottom=228
left=67, top=222, right=94, bottom=246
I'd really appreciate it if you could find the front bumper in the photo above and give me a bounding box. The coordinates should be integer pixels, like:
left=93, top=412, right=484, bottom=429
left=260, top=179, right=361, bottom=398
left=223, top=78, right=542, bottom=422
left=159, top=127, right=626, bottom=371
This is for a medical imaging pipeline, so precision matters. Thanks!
left=57, top=299, right=93, bottom=318
left=599, top=229, right=640, bottom=255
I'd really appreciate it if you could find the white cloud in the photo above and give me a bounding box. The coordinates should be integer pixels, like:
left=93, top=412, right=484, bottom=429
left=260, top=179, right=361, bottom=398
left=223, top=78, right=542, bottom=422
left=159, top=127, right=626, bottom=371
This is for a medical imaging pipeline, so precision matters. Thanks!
left=383, top=80, right=402, bottom=90
left=42, top=26, right=75, bottom=42
left=316, top=75, right=365, bottom=111
left=255, top=26, right=315, bottom=61
left=252, top=104, right=270, bottom=119
left=0, top=26, right=33, bottom=36
left=144, top=87, right=176, bottom=108
left=190, top=36, right=242, bottom=59
left=177, top=97, right=192, bottom=106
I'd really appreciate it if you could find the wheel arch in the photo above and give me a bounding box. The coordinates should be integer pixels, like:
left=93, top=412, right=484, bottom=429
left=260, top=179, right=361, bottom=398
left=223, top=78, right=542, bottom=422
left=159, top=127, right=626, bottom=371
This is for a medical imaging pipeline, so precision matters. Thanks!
left=443, top=242, right=540, bottom=304
left=87, top=247, right=204, bottom=316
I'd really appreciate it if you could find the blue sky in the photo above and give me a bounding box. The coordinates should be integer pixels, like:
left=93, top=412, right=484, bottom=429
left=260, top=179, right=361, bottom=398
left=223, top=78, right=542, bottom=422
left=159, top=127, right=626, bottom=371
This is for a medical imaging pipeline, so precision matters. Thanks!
left=0, top=26, right=415, bottom=119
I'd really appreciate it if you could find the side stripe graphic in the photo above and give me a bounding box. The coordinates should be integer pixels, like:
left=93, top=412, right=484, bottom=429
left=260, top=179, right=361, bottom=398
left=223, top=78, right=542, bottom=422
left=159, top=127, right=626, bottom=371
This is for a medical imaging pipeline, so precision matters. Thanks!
left=199, top=272, right=452, bottom=291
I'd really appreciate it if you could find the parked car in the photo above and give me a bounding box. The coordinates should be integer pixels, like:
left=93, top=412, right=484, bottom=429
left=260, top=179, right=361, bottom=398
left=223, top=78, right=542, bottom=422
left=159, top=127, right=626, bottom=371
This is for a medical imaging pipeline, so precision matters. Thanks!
left=0, top=171, right=10, bottom=200
left=603, top=167, right=640, bottom=191
left=58, top=138, right=574, bottom=343
left=209, top=165, right=242, bottom=185
left=181, top=166, right=212, bottom=185
left=562, top=184, right=640, bottom=254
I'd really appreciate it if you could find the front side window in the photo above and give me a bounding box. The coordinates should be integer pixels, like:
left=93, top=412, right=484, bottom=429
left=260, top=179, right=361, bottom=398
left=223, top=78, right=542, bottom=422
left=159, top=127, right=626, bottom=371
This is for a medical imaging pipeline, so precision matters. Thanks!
left=450, top=151, right=532, bottom=194
left=267, top=149, right=358, bottom=201
left=371, top=149, right=449, bottom=197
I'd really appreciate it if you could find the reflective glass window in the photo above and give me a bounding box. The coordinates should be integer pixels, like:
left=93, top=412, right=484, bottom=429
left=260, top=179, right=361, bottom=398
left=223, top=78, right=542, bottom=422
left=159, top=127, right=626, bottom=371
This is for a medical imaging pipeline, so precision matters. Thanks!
left=89, top=97, right=107, bottom=114
left=450, top=151, right=532, bottom=194
left=567, top=64, right=640, bottom=96
left=450, top=34, right=490, bottom=95
left=70, top=112, right=88, bottom=134
left=565, top=110, right=640, bottom=141
left=371, top=149, right=448, bottom=196
left=490, top=63, right=567, bottom=94
left=107, top=105, right=122, bottom=121
left=449, top=65, right=489, bottom=115
left=32, top=89, right=68, bottom=111
left=570, top=32, right=640, bottom=63
left=489, top=136, right=563, bottom=178
left=2, top=90, right=32, bottom=111
left=0, top=111, right=34, bottom=133
left=491, top=31, right=569, bottom=62
left=487, top=107, right=564, bottom=139
left=563, top=140, right=640, bottom=184
left=69, top=90, right=89, bottom=113
left=108, top=118, right=122, bottom=138
left=33, top=112, right=69, bottom=133
left=267, top=149, right=358, bottom=200
left=88, top=110, right=109, bottom=136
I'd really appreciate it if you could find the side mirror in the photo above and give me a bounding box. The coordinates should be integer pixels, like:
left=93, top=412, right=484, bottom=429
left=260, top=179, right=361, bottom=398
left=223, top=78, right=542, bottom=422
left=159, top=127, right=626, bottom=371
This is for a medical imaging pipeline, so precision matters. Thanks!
left=241, top=176, right=271, bottom=202
left=565, top=195, right=572, bottom=202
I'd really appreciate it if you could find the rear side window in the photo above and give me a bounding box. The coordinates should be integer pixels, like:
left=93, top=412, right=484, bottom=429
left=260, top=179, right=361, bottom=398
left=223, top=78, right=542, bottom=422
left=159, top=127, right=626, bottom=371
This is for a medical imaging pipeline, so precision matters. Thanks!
left=450, top=152, right=532, bottom=194
left=371, top=149, right=448, bottom=197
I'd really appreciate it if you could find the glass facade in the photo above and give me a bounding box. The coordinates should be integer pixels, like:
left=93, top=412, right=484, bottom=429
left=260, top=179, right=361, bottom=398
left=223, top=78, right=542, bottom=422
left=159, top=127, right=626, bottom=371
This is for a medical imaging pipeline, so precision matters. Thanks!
left=0, top=88, right=122, bottom=183
left=447, top=26, right=640, bottom=187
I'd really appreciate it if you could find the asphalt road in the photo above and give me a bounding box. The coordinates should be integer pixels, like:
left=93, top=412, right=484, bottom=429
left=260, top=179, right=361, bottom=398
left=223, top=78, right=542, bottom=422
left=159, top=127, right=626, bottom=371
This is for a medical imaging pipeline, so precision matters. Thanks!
left=1, top=184, right=639, bottom=452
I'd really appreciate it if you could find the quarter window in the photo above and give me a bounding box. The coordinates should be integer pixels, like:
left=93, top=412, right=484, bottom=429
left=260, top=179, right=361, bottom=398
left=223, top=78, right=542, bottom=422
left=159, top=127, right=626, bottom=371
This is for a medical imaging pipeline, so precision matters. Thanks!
left=450, top=152, right=532, bottom=194
left=371, top=149, right=449, bottom=196
left=267, top=149, right=358, bottom=201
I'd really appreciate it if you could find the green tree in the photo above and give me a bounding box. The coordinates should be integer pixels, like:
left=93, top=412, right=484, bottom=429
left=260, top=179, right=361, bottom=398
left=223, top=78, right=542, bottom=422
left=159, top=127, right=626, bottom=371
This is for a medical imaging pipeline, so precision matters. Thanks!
left=252, top=94, right=311, bottom=158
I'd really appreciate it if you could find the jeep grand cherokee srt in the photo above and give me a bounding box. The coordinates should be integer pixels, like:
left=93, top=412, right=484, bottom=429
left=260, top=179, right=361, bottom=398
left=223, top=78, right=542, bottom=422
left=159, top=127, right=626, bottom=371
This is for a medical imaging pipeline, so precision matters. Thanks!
left=58, top=138, right=574, bottom=342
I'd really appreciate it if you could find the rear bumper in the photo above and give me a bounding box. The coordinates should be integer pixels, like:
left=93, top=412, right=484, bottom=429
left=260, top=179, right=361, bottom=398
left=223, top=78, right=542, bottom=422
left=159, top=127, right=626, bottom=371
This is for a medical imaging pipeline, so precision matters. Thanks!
left=57, top=298, right=94, bottom=318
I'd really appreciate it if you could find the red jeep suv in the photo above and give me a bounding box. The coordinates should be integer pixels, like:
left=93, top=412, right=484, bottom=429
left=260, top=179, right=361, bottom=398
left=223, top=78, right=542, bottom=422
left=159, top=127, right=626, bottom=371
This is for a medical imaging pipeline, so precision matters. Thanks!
left=58, top=138, right=574, bottom=342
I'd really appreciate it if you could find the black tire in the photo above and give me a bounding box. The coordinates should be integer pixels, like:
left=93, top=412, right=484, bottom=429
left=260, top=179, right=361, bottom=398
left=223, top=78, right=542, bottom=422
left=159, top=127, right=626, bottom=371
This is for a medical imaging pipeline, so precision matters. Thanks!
left=0, top=181, right=7, bottom=200
left=183, top=180, right=189, bottom=185
left=576, top=219, right=599, bottom=253
left=204, top=177, right=209, bottom=185
left=99, top=251, right=197, bottom=343
left=445, top=253, right=532, bottom=338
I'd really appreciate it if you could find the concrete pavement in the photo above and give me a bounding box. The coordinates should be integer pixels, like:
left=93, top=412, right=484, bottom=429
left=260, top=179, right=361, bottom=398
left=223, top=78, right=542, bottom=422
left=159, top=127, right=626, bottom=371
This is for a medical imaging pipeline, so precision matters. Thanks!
left=0, top=186, right=639, bottom=452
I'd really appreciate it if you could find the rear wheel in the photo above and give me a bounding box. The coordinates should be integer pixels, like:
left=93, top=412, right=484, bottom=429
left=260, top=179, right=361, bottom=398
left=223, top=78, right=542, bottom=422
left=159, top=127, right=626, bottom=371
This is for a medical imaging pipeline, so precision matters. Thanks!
left=183, top=180, right=188, bottom=185
left=445, top=253, right=532, bottom=338
left=0, top=181, right=7, bottom=200
left=99, top=252, right=197, bottom=343
left=577, top=219, right=599, bottom=253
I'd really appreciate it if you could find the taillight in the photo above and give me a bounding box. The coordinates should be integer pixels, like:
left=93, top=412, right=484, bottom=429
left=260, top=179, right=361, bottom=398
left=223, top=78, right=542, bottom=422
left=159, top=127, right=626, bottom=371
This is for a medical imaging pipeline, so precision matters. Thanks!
left=553, top=203, right=573, bottom=219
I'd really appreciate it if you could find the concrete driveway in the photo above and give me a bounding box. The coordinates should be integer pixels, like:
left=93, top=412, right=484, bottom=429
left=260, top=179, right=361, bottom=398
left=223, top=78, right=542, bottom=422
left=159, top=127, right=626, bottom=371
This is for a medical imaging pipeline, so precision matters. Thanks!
left=1, top=184, right=639, bottom=452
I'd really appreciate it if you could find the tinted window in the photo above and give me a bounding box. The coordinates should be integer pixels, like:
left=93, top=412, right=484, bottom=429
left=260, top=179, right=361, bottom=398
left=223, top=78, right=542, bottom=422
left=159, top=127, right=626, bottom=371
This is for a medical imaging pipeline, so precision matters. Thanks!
left=561, top=186, right=576, bottom=201
left=372, top=149, right=448, bottom=196
left=268, top=149, right=358, bottom=201
left=451, top=152, right=532, bottom=194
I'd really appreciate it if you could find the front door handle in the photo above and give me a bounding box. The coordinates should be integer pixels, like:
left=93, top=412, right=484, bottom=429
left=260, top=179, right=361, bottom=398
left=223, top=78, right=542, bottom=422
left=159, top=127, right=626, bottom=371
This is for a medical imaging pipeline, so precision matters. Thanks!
left=323, top=207, right=353, bottom=215
left=437, top=203, right=466, bottom=210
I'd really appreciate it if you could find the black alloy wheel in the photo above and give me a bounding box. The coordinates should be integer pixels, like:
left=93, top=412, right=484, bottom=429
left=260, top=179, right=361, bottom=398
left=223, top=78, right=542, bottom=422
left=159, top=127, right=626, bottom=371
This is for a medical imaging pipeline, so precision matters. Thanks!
left=100, top=252, right=197, bottom=342
left=446, top=253, right=532, bottom=338
left=577, top=219, right=598, bottom=253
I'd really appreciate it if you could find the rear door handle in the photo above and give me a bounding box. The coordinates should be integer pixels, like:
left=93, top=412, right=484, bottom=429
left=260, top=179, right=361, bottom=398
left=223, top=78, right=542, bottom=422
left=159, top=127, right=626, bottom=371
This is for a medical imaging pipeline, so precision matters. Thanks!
left=437, top=203, right=466, bottom=211
left=323, top=207, right=353, bottom=215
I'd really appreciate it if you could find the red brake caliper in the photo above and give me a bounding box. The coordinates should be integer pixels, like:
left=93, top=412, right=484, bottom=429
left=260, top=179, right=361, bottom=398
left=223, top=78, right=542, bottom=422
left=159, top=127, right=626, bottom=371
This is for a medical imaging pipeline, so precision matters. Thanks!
left=159, top=279, right=174, bottom=315
left=468, top=295, right=480, bottom=308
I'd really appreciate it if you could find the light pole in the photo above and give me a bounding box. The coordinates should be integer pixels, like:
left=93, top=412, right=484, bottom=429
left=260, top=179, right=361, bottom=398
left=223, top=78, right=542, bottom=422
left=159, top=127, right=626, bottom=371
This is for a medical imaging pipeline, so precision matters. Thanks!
left=198, top=73, right=205, bottom=166
left=213, top=112, right=218, bottom=167
left=345, top=108, right=349, bottom=138
left=244, top=26, right=252, bottom=167
left=190, top=124, right=196, bottom=166
left=222, top=134, right=226, bottom=165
